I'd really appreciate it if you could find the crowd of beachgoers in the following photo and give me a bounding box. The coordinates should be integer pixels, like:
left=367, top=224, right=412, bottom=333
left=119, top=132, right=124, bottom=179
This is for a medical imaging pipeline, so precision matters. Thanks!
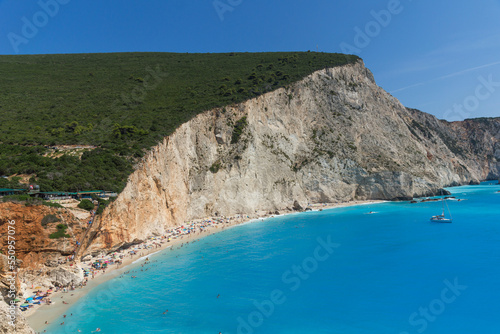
left=21, top=215, right=248, bottom=331
left=19, top=201, right=386, bottom=332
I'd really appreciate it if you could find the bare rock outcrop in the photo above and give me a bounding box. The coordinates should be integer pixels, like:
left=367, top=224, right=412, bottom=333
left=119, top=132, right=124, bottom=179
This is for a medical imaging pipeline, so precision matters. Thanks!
left=292, top=200, right=304, bottom=211
left=0, top=202, right=84, bottom=267
left=19, top=265, right=84, bottom=290
left=84, top=60, right=500, bottom=252
left=0, top=256, right=34, bottom=334
left=0, top=295, right=34, bottom=334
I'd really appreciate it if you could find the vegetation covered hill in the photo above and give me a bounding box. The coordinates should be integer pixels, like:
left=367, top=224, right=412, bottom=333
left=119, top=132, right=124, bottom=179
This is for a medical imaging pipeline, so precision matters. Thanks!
left=0, top=52, right=359, bottom=192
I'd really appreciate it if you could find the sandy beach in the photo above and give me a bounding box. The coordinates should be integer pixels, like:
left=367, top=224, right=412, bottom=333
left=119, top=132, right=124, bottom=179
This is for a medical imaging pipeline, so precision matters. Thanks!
left=26, top=200, right=383, bottom=333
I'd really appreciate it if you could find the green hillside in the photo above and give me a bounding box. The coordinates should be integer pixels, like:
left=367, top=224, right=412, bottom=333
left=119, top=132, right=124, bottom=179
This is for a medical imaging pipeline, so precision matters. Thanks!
left=0, top=52, right=359, bottom=192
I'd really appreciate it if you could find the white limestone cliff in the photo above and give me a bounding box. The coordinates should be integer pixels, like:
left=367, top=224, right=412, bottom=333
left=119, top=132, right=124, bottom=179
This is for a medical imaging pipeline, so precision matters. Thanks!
left=85, top=60, right=500, bottom=251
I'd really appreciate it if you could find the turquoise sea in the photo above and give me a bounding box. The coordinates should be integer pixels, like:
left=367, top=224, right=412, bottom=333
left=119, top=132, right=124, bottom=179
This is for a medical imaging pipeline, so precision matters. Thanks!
left=46, top=183, right=500, bottom=334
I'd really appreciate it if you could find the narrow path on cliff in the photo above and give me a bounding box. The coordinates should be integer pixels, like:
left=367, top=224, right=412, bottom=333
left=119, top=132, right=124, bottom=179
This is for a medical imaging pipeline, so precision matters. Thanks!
left=74, top=201, right=99, bottom=258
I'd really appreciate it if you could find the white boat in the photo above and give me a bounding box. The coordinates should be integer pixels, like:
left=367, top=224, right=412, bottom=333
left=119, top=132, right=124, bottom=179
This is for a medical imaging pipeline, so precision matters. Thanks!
left=430, top=214, right=452, bottom=223
left=430, top=197, right=452, bottom=223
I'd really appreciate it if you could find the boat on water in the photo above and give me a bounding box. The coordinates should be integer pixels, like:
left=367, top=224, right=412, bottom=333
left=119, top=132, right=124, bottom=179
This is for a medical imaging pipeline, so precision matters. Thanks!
left=430, top=214, right=452, bottom=223
left=430, top=196, right=452, bottom=223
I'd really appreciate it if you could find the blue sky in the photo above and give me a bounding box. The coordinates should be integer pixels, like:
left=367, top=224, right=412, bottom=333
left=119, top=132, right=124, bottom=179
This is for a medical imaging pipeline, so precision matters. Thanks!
left=1, top=0, right=499, bottom=120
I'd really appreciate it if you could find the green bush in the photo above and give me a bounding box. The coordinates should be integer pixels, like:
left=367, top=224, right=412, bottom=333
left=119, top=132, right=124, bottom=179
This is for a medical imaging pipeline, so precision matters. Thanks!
left=209, top=161, right=221, bottom=173
left=0, top=177, right=25, bottom=189
left=1, top=193, right=64, bottom=208
left=96, top=205, right=105, bottom=215
left=41, top=214, right=60, bottom=227
left=49, top=224, right=70, bottom=239
left=42, top=201, right=63, bottom=208
left=1, top=193, right=65, bottom=208
left=1, top=194, right=30, bottom=202
left=231, top=116, right=248, bottom=144
left=0, top=145, right=133, bottom=193
left=77, top=199, right=94, bottom=211
left=90, top=194, right=111, bottom=215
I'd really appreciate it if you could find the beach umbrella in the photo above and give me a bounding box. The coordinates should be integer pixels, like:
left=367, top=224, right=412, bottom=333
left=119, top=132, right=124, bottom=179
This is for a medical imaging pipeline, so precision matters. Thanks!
left=25, top=297, right=34, bottom=301
left=13, top=298, right=20, bottom=302
left=20, top=303, right=30, bottom=307
left=35, top=286, right=41, bottom=289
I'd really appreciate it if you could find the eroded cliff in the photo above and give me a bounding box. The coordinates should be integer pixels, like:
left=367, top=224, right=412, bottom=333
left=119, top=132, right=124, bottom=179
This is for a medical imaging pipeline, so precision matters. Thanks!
left=85, top=60, right=500, bottom=251
left=0, top=204, right=87, bottom=333
left=0, top=203, right=84, bottom=267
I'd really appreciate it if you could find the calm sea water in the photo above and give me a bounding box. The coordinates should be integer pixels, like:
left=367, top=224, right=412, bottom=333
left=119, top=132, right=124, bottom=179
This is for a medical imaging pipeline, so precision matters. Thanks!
left=46, top=183, right=500, bottom=334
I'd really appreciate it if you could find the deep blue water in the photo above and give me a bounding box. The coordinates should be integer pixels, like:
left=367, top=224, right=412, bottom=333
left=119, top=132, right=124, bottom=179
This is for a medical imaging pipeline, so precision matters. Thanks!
left=47, top=183, right=500, bottom=334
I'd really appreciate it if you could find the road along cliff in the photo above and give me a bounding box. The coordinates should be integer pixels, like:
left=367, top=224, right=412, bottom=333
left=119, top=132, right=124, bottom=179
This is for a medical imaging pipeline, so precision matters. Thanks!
left=84, top=60, right=500, bottom=252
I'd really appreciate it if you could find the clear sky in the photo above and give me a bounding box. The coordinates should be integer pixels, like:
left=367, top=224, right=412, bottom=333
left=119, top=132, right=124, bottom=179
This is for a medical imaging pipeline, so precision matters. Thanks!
left=1, top=0, right=499, bottom=121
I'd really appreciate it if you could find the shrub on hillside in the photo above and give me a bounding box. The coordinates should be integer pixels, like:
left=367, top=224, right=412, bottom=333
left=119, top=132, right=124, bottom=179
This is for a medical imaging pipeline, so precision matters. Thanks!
left=49, top=224, right=70, bottom=239
left=41, top=214, right=60, bottom=227
left=1, top=194, right=31, bottom=203
left=78, top=199, right=94, bottom=211
left=231, top=116, right=248, bottom=144
left=42, top=201, right=63, bottom=208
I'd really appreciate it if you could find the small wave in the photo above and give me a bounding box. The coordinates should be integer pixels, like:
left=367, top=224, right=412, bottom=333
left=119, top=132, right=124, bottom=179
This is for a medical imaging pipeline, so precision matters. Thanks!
left=132, top=248, right=167, bottom=264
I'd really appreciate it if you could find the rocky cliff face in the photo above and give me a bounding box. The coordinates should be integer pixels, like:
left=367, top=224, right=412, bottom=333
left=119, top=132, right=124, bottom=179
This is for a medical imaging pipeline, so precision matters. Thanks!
left=0, top=203, right=83, bottom=267
left=0, top=204, right=86, bottom=333
left=0, top=256, right=34, bottom=334
left=85, top=60, right=500, bottom=251
left=0, top=296, right=34, bottom=334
